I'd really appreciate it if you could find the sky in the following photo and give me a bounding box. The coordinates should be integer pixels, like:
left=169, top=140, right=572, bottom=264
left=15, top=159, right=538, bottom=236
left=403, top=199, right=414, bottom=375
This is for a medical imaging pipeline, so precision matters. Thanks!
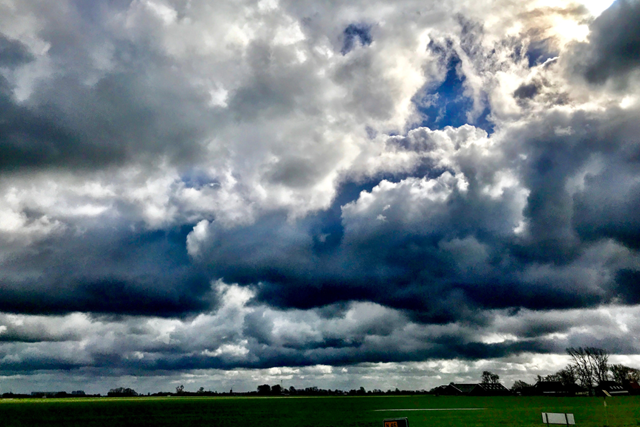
left=1, top=0, right=640, bottom=395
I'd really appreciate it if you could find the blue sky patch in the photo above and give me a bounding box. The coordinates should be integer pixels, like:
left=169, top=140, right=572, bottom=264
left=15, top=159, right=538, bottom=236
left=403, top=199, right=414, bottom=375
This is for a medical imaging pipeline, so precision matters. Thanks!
left=180, top=169, right=220, bottom=190
left=526, top=39, right=557, bottom=67
left=415, top=50, right=494, bottom=133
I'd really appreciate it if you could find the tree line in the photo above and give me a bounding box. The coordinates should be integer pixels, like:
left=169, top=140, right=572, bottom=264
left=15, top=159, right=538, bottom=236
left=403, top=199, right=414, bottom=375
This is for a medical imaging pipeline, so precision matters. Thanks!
left=511, top=347, right=640, bottom=393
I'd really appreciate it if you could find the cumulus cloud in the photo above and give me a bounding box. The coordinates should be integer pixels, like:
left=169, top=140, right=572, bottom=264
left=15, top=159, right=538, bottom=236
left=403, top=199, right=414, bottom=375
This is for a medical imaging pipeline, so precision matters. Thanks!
left=0, top=0, right=639, bottom=390
left=566, top=0, right=640, bottom=86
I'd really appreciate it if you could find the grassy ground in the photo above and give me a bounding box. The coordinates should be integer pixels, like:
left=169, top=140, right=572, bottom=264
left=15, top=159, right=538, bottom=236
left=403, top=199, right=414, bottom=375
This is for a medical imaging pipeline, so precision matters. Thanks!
left=0, top=395, right=639, bottom=427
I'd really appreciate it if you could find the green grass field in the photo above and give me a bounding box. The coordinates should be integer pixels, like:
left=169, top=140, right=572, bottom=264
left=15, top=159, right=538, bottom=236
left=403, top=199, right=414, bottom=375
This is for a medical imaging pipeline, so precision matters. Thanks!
left=1, top=395, right=638, bottom=427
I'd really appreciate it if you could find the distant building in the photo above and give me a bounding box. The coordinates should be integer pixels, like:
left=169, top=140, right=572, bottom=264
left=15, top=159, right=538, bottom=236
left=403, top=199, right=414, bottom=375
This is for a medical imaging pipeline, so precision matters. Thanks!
left=597, top=381, right=629, bottom=396
left=432, top=384, right=463, bottom=395
left=31, top=392, right=63, bottom=397
left=625, top=380, right=640, bottom=395
left=454, top=384, right=480, bottom=395
left=434, top=383, right=511, bottom=396
left=473, top=383, right=512, bottom=396
left=531, top=381, right=566, bottom=396
left=521, top=381, right=587, bottom=396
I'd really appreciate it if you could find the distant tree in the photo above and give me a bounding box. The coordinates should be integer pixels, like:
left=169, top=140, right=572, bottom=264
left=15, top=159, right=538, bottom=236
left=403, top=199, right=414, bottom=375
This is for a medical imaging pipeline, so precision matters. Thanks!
left=592, top=349, right=610, bottom=384
left=271, top=384, right=282, bottom=395
left=176, top=385, right=185, bottom=394
left=108, top=387, right=137, bottom=397
left=481, top=371, right=500, bottom=384
left=197, top=387, right=205, bottom=394
left=257, top=384, right=271, bottom=395
left=358, top=386, right=366, bottom=395
left=610, top=364, right=640, bottom=383
left=510, top=380, right=530, bottom=392
left=537, top=366, right=577, bottom=386
left=566, top=347, right=609, bottom=389
left=289, top=386, right=296, bottom=395
left=537, top=373, right=561, bottom=383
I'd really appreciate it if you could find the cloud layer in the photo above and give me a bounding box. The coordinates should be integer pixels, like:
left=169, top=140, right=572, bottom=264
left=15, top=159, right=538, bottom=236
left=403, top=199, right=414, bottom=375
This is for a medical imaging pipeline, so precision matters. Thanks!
left=1, top=0, right=640, bottom=391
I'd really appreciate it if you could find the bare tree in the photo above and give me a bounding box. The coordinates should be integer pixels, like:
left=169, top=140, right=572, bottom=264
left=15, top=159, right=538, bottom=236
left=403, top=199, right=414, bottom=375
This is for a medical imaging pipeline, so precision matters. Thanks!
left=592, top=348, right=610, bottom=384
left=536, top=367, right=576, bottom=386
left=567, top=347, right=594, bottom=389
left=566, top=347, right=610, bottom=389
left=557, top=365, right=578, bottom=387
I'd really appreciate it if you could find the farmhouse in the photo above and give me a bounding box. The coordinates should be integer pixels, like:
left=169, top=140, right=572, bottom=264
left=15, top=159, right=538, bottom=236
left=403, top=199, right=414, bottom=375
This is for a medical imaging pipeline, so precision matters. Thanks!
left=434, top=383, right=511, bottom=396
left=525, top=381, right=587, bottom=396
left=625, top=380, right=640, bottom=395
left=597, top=381, right=629, bottom=396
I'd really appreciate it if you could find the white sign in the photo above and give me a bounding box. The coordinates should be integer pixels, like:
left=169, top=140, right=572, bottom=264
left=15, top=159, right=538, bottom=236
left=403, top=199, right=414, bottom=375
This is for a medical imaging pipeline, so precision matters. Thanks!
left=542, top=413, right=575, bottom=425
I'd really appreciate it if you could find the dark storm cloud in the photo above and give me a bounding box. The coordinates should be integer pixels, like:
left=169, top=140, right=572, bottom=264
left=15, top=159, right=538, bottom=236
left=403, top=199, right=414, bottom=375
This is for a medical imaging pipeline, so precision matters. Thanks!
left=2, top=283, right=640, bottom=378
left=3, top=299, right=640, bottom=376
left=189, top=103, right=640, bottom=325
left=569, top=0, right=640, bottom=85
left=0, top=225, right=214, bottom=316
left=341, top=23, right=373, bottom=55
left=515, top=107, right=640, bottom=256
left=616, top=270, right=640, bottom=303
left=0, top=66, right=211, bottom=172
left=0, top=327, right=79, bottom=343
left=571, top=140, right=640, bottom=250
left=0, top=86, right=126, bottom=172
left=0, top=0, right=213, bottom=174
left=0, top=315, right=556, bottom=373
left=514, top=82, right=540, bottom=99
left=0, top=33, right=34, bottom=67
left=145, top=340, right=549, bottom=371
left=0, top=359, right=83, bottom=373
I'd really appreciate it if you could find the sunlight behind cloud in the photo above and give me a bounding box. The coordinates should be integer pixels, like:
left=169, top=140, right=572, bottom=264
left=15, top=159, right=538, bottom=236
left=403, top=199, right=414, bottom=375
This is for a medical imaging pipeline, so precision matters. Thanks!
left=551, top=15, right=590, bottom=43
left=579, top=0, right=616, bottom=17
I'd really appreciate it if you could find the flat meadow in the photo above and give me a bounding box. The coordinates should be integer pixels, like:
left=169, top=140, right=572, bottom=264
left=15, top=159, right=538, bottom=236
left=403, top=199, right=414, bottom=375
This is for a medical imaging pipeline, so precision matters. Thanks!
left=1, top=395, right=639, bottom=427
